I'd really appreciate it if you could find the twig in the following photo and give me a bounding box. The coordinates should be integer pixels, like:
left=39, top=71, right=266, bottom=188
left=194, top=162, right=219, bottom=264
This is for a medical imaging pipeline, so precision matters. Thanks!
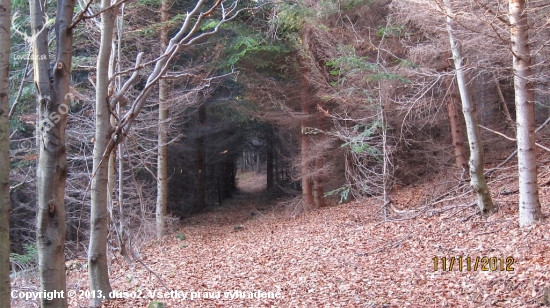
left=486, top=116, right=550, bottom=176
left=461, top=209, right=480, bottom=222
left=9, top=178, right=29, bottom=191
left=428, top=202, right=477, bottom=216
left=485, top=149, right=517, bottom=176
left=430, top=188, right=471, bottom=206
left=9, top=52, right=31, bottom=120
left=535, top=116, right=550, bottom=133
left=70, top=0, right=130, bottom=29
left=474, top=228, right=504, bottom=236
left=479, top=124, right=550, bottom=152
left=356, top=235, right=411, bottom=256
left=128, top=248, right=170, bottom=291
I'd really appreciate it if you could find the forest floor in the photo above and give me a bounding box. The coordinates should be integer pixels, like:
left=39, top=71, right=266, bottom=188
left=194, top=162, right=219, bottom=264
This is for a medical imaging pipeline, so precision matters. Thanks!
left=12, top=160, right=550, bottom=307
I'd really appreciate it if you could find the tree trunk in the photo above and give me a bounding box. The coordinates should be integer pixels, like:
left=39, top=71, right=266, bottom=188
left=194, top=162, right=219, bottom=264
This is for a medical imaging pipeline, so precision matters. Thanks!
left=492, top=73, right=514, bottom=129
left=300, top=74, right=314, bottom=208
left=300, top=28, right=315, bottom=208
left=107, top=19, right=117, bottom=250
left=222, top=155, right=234, bottom=198
left=30, top=0, right=74, bottom=305
left=509, top=0, right=541, bottom=226
left=156, top=0, right=170, bottom=238
left=445, top=76, right=469, bottom=176
left=88, top=1, right=116, bottom=305
left=0, top=0, right=11, bottom=305
left=443, top=0, right=494, bottom=214
left=266, top=130, right=274, bottom=189
left=194, top=104, right=206, bottom=212
left=217, top=164, right=222, bottom=205
left=313, top=114, right=325, bottom=207
left=274, top=147, right=279, bottom=185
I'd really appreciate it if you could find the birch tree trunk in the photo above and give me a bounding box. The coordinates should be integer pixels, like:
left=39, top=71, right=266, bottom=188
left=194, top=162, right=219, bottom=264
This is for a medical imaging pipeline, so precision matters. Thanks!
left=0, top=0, right=11, bottom=305
left=443, top=0, right=494, bottom=214
left=30, top=0, right=75, bottom=305
left=88, top=0, right=116, bottom=304
left=156, top=0, right=170, bottom=237
left=509, top=0, right=541, bottom=226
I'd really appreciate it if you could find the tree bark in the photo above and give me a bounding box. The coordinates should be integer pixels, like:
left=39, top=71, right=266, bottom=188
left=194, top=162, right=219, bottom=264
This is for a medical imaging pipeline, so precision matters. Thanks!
left=194, top=104, right=206, bottom=212
left=156, top=0, right=170, bottom=238
left=266, top=130, right=274, bottom=189
left=0, top=0, right=11, bottom=305
left=88, top=0, right=116, bottom=305
left=300, top=74, right=314, bottom=208
left=223, top=155, right=234, bottom=197
left=299, top=28, right=315, bottom=208
left=443, top=0, right=494, bottom=214
left=445, top=76, right=469, bottom=176
left=313, top=114, right=325, bottom=207
left=30, top=0, right=75, bottom=305
left=492, top=73, right=514, bottom=129
left=509, top=0, right=541, bottom=226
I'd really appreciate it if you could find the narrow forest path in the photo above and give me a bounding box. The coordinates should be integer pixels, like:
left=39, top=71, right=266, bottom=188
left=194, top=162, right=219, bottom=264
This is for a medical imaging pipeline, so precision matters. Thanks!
left=59, top=171, right=550, bottom=308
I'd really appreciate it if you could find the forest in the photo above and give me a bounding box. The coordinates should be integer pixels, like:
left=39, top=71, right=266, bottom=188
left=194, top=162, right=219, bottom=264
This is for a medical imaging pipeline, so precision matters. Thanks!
left=1, top=0, right=550, bottom=306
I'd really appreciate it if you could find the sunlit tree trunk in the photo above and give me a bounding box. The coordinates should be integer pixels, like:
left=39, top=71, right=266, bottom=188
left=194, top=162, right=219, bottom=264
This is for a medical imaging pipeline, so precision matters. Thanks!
left=30, top=0, right=75, bottom=305
left=156, top=0, right=170, bottom=237
left=88, top=0, right=116, bottom=305
left=107, top=16, right=117, bottom=252
left=443, top=0, right=494, bottom=214
left=509, top=0, right=541, bottom=226
left=0, top=1, right=11, bottom=306
left=445, top=76, right=469, bottom=176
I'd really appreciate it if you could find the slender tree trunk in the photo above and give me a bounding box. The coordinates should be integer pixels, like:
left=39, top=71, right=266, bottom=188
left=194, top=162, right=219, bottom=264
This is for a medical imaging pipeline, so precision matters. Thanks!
left=300, top=28, right=315, bottom=208
left=300, top=74, right=314, bottom=208
left=107, top=20, right=117, bottom=248
left=443, top=0, right=494, bottom=214
left=110, top=12, right=130, bottom=264
left=274, top=147, right=279, bottom=185
left=217, top=164, right=222, bottom=205
left=0, top=1, right=11, bottom=305
left=30, top=0, right=74, bottom=305
left=266, top=130, right=274, bottom=189
left=313, top=113, right=325, bottom=207
left=194, top=105, right=206, bottom=212
left=224, top=155, right=234, bottom=197
left=445, top=76, right=469, bottom=176
left=509, top=0, right=541, bottom=226
left=492, top=73, right=514, bottom=129
left=88, top=1, right=116, bottom=305
left=156, top=0, right=170, bottom=237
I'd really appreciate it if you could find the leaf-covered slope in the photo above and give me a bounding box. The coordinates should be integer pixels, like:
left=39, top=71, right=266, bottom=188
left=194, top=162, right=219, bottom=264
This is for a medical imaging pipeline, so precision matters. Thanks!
left=58, top=171, right=550, bottom=308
